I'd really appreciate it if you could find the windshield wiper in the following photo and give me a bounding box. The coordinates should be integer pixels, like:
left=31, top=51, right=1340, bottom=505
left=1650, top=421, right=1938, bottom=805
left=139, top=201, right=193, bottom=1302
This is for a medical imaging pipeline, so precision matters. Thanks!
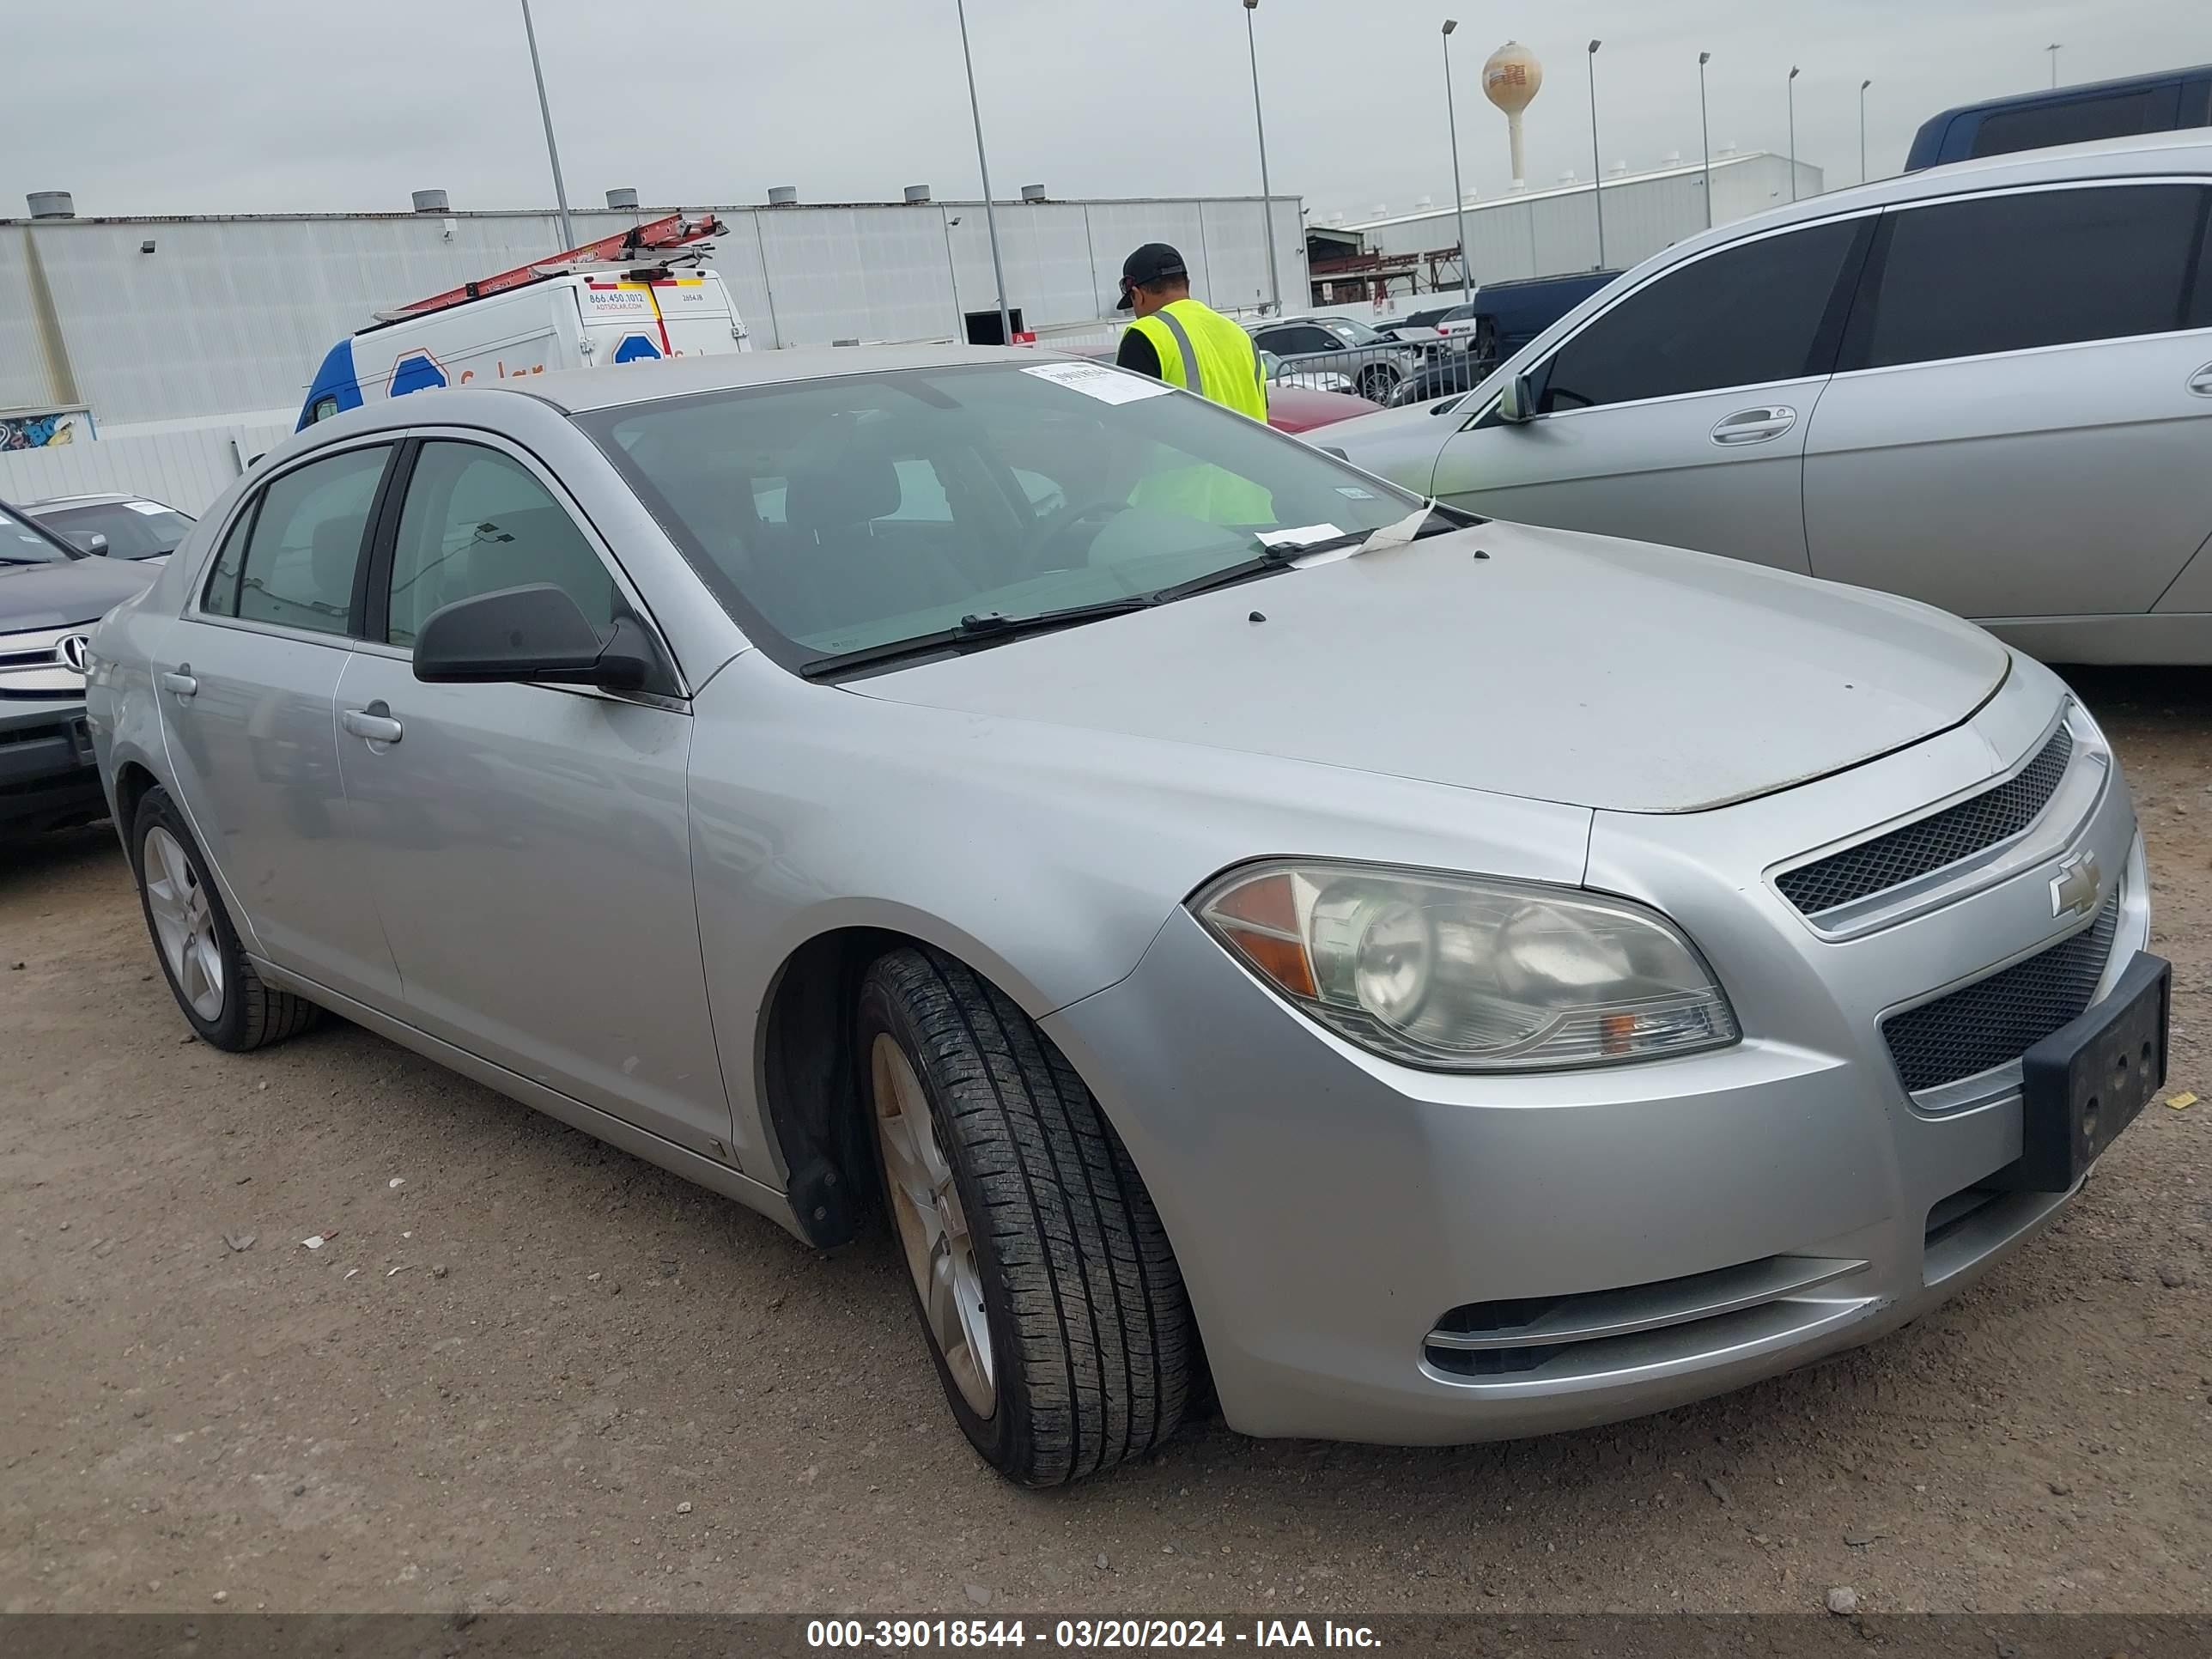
left=800, top=596, right=1156, bottom=679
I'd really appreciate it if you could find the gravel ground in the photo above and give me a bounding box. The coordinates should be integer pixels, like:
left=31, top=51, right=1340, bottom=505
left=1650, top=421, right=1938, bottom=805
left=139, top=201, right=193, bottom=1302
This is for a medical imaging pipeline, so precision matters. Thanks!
left=2, top=667, right=2209, bottom=1618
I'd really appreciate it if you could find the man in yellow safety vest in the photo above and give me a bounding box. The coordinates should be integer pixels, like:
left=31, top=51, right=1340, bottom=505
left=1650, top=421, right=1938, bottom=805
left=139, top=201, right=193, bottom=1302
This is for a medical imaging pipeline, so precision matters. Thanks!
left=1114, top=243, right=1269, bottom=422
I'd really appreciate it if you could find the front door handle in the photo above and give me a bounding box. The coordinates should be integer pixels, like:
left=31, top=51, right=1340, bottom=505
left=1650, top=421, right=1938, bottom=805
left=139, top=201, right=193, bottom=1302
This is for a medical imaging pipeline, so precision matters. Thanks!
left=341, top=701, right=404, bottom=744
left=1711, top=405, right=1797, bottom=446
left=2188, top=362, right=2212, bottom=397
left=161, top=666, right=197, bottom=698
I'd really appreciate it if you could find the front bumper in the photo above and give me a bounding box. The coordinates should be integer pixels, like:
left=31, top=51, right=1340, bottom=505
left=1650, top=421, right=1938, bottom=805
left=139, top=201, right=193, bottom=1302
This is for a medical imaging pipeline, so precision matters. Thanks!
left=0, top=695, right=105, bottom=835
left=1042, top=685, right=2149, bottom=1446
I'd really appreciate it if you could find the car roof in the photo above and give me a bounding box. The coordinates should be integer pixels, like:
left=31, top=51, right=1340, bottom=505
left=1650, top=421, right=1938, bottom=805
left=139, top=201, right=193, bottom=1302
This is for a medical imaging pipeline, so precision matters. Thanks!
left=20, top=491, right=147, bottom=509
left=1916, top=62, right=2212, bottom=131
left=1609, top=129, right=2212, bottom=283
left=519, top=343, right=1054, bottom=414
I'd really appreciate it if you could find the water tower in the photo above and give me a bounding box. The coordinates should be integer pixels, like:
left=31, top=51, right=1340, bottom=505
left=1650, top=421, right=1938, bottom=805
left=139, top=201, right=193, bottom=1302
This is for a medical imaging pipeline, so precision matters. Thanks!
left=1482, top=40, right=1544, bottom=190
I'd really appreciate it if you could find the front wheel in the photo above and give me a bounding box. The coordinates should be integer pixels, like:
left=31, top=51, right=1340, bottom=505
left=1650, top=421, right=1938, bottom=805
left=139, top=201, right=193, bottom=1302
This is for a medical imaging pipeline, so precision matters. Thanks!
left=131, top=787, right=320, bottom=1052
left=858, top=947, right=1192, bottom=1485
left=1357, top=364, right=1402, bottom=403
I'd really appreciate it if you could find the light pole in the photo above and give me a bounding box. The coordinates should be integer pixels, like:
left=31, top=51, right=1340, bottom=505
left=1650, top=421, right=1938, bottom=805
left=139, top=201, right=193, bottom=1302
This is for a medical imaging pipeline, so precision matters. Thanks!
left=1586, top=40, right=1606, bottom=270
left=518, top=0, right=576, bottom=251
left=1788, top=65, right=1801, bottom=203
left=1443, top=20, right=1471, bottom=301
left=1860, top=78, right=1872, bottom=183
left=1243, top=0, right=1284, bottom=315
left=954, top=0, right=1014, bottom=348
left=2047, top=43, right=2062, bottom=88
left=1698, top=52, right=1713, bottom=229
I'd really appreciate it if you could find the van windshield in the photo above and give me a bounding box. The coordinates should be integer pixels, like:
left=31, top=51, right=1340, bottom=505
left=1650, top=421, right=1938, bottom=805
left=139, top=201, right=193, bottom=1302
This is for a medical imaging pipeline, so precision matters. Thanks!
left=580, top=361, right=1429, bottom=672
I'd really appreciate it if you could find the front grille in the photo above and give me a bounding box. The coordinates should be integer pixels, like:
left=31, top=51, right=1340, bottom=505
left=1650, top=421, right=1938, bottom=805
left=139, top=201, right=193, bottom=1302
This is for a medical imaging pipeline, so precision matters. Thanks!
left=1881, top=892, right=2120, bottom=1094
left=1778, top=726, right=2074, bottom=916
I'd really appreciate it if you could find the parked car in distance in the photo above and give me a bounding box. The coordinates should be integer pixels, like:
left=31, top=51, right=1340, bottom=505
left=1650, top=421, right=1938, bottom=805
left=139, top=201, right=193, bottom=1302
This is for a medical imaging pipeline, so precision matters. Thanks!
left=1387, top=352, right=1491, bottom=407
left=93, top=348, right=2160, bottom=1485
left=24, top=493, right=196, bottom=562
left=1250, top=315, right=1429, bottom=404
left=1906, top=63, right=2212, bottom=170
left=1316, top=132, right=2212, bottom=664
left=1089, top=346, right=1378, bottom=428
left=1371, top=310, right=1445, bottom=342
left=1437, top=269, right=1622, bottom=362
left=1, top=500, right=161, bottom=836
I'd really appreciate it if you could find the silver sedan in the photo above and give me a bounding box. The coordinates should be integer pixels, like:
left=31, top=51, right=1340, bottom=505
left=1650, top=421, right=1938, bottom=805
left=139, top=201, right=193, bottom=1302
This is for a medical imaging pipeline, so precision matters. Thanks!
left=88, top=346, right=2165, bottom=1483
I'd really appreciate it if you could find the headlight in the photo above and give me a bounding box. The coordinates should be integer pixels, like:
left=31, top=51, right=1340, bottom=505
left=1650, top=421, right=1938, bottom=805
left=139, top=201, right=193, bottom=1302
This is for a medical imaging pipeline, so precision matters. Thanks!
left=1193, top=860, right=1738, bottom=1073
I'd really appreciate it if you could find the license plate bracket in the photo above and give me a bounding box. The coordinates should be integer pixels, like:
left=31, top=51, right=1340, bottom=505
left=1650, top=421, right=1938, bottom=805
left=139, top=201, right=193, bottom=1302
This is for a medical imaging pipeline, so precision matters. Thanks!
left=1990, top=951, right=2169, bottom=1193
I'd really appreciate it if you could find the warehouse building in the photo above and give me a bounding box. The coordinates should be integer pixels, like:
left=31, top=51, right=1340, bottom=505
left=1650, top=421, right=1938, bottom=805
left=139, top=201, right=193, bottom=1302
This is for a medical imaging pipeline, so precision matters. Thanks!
left=1315, top=150, right=1820, bottom=302
left=2, top=187, right=1306, bottom=441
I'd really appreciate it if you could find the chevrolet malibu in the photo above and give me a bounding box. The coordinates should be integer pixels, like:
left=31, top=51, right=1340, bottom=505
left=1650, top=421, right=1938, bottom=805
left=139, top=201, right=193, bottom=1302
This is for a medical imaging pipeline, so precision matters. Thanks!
left=87, top=347, right=2166, bottom=1486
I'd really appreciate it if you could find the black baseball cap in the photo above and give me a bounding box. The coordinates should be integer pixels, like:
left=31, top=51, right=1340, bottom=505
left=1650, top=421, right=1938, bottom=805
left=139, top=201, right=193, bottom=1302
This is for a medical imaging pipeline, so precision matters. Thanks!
left=1116, top=242, right=1188, bottom=310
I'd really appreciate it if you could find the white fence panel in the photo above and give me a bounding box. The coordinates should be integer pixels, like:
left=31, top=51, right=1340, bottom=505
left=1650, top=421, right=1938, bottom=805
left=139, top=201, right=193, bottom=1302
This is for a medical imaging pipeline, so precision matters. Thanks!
left=0, top=421, right=291, bottom=517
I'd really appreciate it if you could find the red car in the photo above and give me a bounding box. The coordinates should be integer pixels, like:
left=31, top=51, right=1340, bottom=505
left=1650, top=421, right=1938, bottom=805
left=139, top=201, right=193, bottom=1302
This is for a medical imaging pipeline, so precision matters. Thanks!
left=1079, top=347, right=1378, bottom=433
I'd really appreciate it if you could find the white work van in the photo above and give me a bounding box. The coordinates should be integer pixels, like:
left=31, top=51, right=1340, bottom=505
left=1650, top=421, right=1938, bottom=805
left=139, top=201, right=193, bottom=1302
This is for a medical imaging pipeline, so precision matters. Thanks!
left=297, top=264, right=750, bottom=431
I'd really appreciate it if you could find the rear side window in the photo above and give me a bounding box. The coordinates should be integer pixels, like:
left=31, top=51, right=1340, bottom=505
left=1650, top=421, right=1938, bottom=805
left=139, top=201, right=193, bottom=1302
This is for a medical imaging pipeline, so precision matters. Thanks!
left=1969, top=88, right=2172, bottom=160
left=223, top=446, right=391, bottom=635
left=1854, top=185, right=2207, bottom=370
left=1539, top=219, right=1865, bottom=411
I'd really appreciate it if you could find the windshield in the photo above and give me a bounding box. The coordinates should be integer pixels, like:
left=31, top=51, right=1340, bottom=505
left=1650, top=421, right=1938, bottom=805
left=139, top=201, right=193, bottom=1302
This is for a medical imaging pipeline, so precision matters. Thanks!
left=0, top=502, right=78, bottom=565
left=34, top=501, right=194, bottom=559
left=581, top=362, right=1426, bottom=672
left=1325, top=318, right=1390, bottom=347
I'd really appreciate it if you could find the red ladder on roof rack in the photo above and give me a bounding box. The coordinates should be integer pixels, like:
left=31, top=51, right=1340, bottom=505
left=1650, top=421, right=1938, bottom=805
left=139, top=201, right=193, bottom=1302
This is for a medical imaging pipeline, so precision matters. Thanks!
left=392, top=212, right=727, bottom=318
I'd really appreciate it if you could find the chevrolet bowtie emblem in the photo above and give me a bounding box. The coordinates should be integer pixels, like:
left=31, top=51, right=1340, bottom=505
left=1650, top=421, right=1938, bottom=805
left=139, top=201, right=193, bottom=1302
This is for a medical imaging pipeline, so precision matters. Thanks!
left=2049, top=850, right=2101, bottom=921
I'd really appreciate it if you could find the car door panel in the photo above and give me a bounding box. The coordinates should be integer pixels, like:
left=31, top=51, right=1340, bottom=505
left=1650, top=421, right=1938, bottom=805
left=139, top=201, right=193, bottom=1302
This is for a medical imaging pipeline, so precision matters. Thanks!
left=1428, top=215, right=1873, bottom=576
left=335, top=434, right=732, bottom=1158
left=154, top=442, right=402, bottom=1005
left=1432, top=378, right=1831, bottom=574
left=1803, top=332, right=2212, bottom=617
left=1805, top=181, right=2212, bottom=623
left=157, top=623, right=399, bottom=1004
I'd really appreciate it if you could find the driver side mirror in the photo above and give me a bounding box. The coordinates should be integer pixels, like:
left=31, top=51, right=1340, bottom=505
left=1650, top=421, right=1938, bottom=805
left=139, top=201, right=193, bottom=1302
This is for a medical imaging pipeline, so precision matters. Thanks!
left=1496, top=369, right=1540, bottom=425
left=412, top=583, right=656, bottom=692
left=69, top=531, right=111, bottom=556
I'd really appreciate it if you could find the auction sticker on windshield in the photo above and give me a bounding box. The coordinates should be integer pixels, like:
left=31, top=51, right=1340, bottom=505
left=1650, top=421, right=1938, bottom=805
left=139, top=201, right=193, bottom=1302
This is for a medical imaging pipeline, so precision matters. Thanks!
left=1021, top=362, right=1172, bottom=404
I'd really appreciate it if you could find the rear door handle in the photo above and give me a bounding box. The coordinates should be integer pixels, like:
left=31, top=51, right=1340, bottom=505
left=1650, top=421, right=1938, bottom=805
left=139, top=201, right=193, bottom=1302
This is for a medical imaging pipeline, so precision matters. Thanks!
left=2188, top=362, right=2212, bottom=397
left=161, top=667, right=197, bottom=698
left=341, top=702, right=404, bottom=744
left=1711, top=405, right=1797, bottom=446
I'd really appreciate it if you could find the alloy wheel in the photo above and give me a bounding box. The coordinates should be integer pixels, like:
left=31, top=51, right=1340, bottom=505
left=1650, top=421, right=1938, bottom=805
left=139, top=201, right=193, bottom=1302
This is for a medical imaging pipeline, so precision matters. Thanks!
left=143, top=825, right=225, bottom=1021
left=871, top=1033, right=996, bottom=1416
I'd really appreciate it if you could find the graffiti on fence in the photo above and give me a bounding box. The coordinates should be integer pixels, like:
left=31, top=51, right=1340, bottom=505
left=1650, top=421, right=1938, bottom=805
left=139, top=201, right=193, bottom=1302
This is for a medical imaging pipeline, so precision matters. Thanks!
left=1, top=410, right=87, bottom=449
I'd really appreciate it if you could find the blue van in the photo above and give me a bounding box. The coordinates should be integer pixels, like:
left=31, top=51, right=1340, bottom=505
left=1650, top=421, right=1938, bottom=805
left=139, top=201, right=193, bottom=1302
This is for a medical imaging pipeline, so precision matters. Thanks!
left=1906, top=64, right=2212, bottom=171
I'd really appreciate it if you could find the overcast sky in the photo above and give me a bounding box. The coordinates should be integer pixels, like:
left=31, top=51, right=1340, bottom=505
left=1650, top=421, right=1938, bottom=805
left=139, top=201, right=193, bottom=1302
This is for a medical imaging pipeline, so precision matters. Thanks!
left=9, top=1, right=2204, bottom=224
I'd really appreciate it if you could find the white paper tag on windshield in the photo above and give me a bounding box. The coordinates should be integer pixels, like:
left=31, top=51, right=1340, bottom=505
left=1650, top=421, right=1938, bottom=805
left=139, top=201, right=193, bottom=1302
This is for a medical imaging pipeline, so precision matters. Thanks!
left=125, top=501, right=171, bottom=515
left=1257, top=523, right=1344, bottom=550
left=1021, top=362, right=1173, bottom=404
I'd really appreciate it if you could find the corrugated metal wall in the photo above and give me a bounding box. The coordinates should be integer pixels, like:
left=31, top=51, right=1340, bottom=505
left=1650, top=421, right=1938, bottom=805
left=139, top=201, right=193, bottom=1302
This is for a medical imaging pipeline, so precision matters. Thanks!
left=0, top=419, right=293, bottom=516
left=0, top=198, right=1304, bottom=431
left=1350, top=154, right=1820, bottom=286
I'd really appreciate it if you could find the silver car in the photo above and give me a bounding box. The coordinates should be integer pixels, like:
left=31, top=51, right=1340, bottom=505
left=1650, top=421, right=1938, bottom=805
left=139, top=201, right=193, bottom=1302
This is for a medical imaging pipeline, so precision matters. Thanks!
left=88, top=347, right=2165, bottom=1483
left=1319, top=132, right=2212, bottom=665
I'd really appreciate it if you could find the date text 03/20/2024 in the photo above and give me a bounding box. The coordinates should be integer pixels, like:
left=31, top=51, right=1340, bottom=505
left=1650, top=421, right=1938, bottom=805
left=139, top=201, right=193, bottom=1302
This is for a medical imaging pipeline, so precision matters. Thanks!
left=805, top=1620, right=1384, bottom=1649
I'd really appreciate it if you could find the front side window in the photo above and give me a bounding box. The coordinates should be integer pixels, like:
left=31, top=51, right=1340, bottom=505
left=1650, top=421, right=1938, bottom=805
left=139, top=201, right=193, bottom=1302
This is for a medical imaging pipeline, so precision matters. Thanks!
left=386, top=443, right=616, bottom=648
left=583, top=362, right=1426, bottom=668
left=1539, top=218, right=1866, bottom=412
left=1854, top=185, right=2207, bottom=370
left=218, top=446, right=390, bottom=635
left=0, top=503, right=74, bottom=565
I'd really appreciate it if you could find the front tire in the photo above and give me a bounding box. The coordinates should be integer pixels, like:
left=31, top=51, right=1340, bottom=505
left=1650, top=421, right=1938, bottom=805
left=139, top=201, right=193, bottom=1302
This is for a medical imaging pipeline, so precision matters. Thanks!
left=858, top=947, right=1192, bottom=1485
left=131, top=787, right=319, bottom=1052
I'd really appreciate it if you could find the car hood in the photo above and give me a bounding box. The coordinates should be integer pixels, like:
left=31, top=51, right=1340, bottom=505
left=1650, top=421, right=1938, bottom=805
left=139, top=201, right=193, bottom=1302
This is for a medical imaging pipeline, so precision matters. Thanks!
left=844, top=520, right=2010, bottom=814
left=0, top=556, right=160, bottom=629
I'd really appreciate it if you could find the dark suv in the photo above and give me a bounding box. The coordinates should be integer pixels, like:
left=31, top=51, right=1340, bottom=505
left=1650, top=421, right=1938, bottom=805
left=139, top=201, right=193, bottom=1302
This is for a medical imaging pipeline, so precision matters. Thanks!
left=1, top=501, right=160, bottom=836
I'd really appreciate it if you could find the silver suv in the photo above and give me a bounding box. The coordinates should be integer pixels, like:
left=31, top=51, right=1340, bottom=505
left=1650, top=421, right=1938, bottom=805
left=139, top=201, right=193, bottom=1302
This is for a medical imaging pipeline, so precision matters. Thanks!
left=1320, top=132, right=2212, bottom=665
